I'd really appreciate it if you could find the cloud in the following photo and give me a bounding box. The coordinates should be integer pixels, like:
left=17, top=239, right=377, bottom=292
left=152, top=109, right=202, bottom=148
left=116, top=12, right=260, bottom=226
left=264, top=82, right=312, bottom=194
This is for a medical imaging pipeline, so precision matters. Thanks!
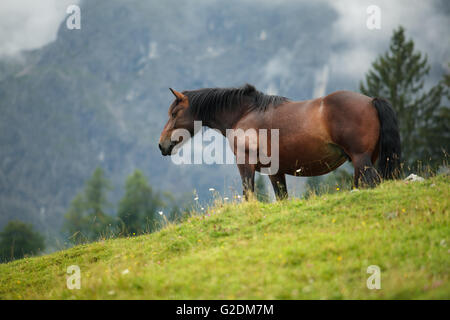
left=312, top=65, right=329, bottom=99
left=253, top=0, right=448, bottom=94
left=253, top=0, right=448, bottom=98
left=0, top=0, right=79, bottom=57
left=262, top=48, right=294, bottom=84
left=327, top=0, right=450, bottom=83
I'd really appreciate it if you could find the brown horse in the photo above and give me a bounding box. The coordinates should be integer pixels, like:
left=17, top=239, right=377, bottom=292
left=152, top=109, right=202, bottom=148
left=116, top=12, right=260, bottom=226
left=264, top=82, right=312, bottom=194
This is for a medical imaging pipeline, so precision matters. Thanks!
left=159, top=84, right=401, bottom=200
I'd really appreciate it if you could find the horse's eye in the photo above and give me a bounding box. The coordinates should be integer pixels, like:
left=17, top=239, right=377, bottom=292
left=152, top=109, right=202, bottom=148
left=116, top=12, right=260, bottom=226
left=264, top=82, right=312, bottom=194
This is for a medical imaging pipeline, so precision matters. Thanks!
left=172, top=112, right=177, bottom=118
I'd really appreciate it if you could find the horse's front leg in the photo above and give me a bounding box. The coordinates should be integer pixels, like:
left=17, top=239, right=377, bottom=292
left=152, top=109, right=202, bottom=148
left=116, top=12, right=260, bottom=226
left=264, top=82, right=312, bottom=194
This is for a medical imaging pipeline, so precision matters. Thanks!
left=237, top=164, right=255, bottom=200
left=269, top=174, right=288, bottom=200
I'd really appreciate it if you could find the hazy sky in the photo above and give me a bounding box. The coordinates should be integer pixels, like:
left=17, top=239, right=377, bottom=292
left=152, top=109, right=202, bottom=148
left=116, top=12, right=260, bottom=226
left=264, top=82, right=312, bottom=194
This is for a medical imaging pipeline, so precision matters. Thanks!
left=0, top=0, right=79, bottom=57
left=0, top=0, right=448, bottom=90
left=328, top=0, right=449, bottom=78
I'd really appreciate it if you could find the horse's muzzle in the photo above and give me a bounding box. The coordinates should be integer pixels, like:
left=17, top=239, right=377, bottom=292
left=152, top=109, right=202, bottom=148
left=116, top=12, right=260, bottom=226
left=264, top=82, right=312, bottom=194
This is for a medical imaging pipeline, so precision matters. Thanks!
left=159, top=141, right=177, bottom=156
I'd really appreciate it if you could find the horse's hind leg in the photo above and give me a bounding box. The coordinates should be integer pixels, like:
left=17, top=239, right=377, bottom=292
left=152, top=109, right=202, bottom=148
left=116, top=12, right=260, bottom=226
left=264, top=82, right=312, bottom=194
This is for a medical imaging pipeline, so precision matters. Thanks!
left=269, top=174, right=288, bottom=200
left=352, top=153, right=381, bottom=188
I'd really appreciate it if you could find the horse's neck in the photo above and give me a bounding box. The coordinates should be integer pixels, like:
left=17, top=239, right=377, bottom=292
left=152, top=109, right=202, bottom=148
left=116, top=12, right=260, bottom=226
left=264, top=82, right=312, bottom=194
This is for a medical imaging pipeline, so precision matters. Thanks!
left=201, top=107, right=249, bottom=136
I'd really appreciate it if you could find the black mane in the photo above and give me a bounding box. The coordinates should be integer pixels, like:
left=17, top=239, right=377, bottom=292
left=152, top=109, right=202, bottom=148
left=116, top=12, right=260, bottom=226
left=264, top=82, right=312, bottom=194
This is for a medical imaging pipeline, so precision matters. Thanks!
left=183, top=84, right=289, bottom=121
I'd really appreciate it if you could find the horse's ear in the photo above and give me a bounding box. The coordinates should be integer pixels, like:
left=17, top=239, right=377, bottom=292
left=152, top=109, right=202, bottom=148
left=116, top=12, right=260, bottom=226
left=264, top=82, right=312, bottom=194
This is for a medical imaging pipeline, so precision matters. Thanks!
left=169, top=88, right=186, bottom=101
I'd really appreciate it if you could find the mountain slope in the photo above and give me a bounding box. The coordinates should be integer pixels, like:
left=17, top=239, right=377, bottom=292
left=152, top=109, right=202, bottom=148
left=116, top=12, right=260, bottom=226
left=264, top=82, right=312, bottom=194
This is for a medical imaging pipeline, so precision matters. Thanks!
left=0, top=175, right=448, bottom=299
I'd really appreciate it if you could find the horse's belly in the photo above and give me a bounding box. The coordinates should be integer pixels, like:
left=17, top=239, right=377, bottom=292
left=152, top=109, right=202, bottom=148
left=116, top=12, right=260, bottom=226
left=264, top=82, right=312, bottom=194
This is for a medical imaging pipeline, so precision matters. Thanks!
left=278, top=142, right=348, bottom=176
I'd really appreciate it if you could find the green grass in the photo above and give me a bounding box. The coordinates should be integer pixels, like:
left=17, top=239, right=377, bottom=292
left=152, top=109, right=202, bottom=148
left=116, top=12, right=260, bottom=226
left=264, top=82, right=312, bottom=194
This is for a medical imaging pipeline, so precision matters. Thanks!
left=1, top=175, right=449, bottom=299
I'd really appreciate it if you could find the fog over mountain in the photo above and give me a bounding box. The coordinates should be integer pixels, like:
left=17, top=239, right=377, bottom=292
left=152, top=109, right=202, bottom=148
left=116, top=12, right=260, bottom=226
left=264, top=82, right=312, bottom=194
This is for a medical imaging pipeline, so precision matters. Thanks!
left=0, top=0, right=448, bottom=244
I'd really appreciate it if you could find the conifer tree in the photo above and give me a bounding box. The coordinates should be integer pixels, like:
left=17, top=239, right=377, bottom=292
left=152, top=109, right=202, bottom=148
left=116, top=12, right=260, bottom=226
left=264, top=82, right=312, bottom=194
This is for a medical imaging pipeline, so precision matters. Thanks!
left=0, top=221, right=45, bottom=262
left=63, top=167, right=113, bottom=243
left=83, top=167, right=113, bottom=239
left=117, top=170, right=161, bottom=235
left=255, top=174, right=269, bottom=202
left=360, top=26, right=447, bottom=167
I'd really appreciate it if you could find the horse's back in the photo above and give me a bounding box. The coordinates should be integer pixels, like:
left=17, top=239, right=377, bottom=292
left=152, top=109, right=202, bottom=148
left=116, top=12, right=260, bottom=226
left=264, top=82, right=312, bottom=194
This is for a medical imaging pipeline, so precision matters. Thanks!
left=322, top=90, right=380, bottom=158
left=323, top=90, right=373, bottom=110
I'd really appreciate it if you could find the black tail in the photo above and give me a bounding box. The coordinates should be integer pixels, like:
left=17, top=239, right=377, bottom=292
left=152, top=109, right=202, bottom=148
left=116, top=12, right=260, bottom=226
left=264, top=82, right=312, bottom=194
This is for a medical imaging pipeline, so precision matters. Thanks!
left=372, top=97, right=401, bottom=179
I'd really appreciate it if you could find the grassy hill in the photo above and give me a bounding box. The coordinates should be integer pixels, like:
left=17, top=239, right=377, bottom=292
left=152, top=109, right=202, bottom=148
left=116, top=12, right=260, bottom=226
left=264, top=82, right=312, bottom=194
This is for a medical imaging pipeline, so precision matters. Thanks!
left=0, top=175, right=448, bottom=299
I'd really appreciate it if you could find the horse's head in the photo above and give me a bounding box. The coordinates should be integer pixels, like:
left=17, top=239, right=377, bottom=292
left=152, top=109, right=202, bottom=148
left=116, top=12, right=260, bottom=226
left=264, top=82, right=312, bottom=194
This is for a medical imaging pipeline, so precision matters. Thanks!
left=158, top=88, right=196, bottom=156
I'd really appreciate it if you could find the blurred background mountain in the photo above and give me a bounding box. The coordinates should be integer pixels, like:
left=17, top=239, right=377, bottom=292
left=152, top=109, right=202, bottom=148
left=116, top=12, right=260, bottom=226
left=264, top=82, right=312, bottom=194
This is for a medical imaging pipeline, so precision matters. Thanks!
left=0, top=0, right=448, bottom=248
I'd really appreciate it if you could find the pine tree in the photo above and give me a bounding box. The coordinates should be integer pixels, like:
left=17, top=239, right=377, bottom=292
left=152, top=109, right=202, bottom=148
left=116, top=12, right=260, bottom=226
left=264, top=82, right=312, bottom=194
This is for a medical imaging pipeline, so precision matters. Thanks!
left=63, top=167, right=114, bottom=243
left=360, top=26, right=448, bottom=167
left=255, top=174, right=269, bottom=202
left=117, top=170, right=161, bottom=235
left=160, top=191, right=184, bottom=223
left=424, top=69, right=450, bottom=164
left=0, top=221, right=45, bottom=262
left=83, top=167, right=113, bottom=240
left=63, top=193, right=88, bottom=243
